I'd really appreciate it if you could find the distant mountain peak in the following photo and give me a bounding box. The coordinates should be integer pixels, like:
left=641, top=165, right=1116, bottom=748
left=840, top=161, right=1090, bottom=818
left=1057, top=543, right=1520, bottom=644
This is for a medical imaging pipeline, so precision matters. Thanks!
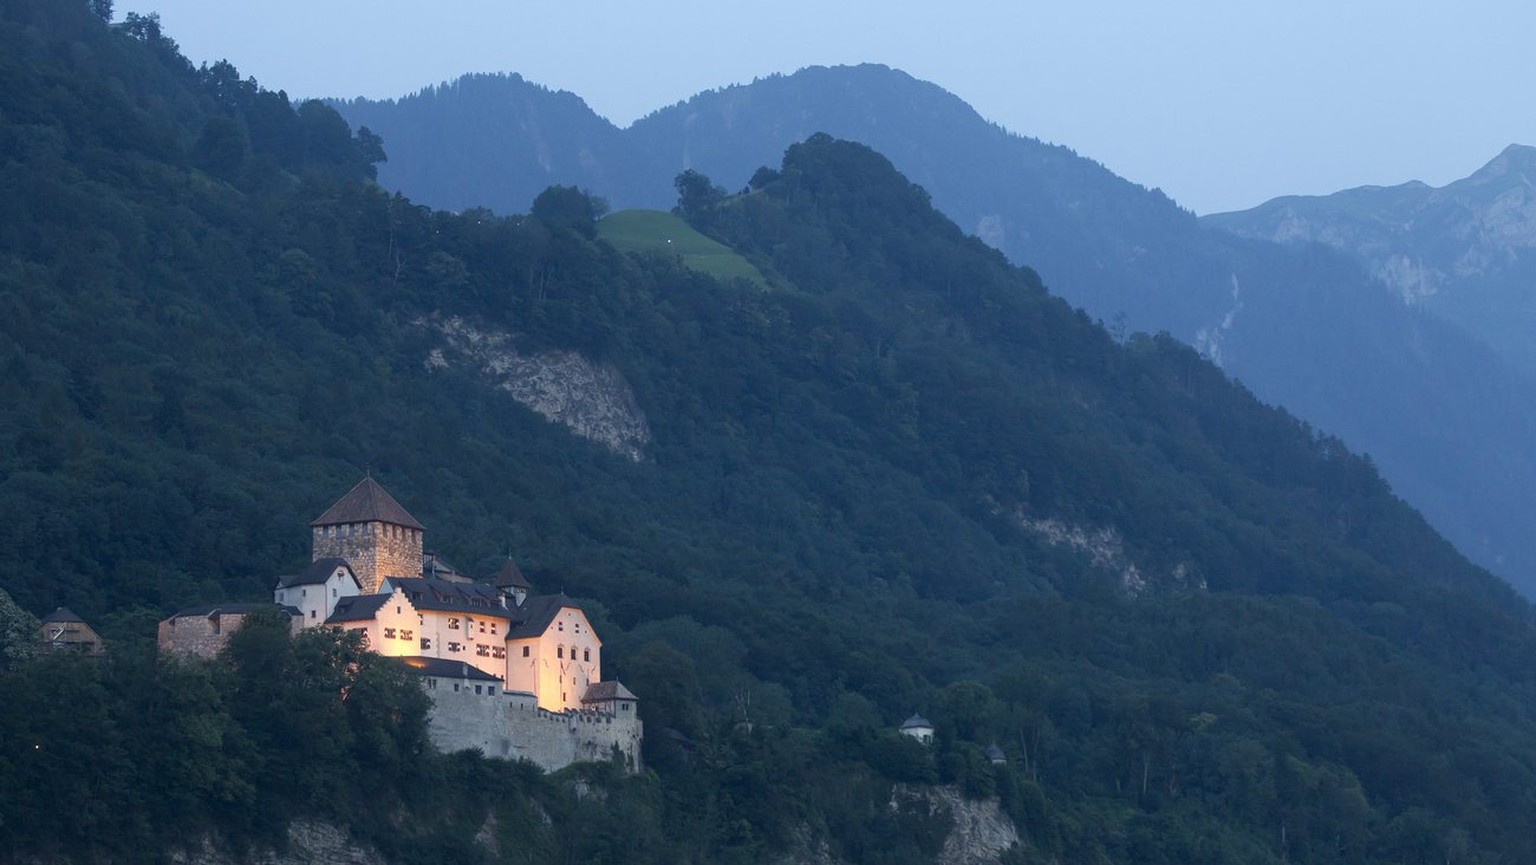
left=1464, top=142, right=1536, bottom=185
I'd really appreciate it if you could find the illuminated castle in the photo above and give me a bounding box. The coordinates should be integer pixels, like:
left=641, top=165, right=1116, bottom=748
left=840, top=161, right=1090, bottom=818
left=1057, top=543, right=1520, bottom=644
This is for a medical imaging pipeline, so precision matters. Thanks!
left=161, top=477, right=640, bottom=770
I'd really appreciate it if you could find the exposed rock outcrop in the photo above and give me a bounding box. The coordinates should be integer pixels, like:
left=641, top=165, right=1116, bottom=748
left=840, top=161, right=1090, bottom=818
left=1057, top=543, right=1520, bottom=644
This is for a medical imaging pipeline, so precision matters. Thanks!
left=170, top=820, right=387, bottom=865
left=1021, top=515, right=1203, bottom=596
left=424, top=316, right=652, bottom=461
left=775, top=785, right=1021, bottom=865
left=893, top=784, right=1021, bottom=865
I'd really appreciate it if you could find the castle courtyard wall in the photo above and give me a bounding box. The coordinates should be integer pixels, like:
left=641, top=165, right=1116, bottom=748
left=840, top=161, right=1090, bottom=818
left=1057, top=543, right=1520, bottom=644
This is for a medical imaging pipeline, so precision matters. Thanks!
left=423, top=684, right=642, bottom=772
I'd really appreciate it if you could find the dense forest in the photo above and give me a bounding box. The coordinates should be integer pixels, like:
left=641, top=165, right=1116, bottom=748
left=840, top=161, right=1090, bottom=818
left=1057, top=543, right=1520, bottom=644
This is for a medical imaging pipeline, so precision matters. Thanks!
left=335, top=65, right=1536, bottom=599
left=5, top=2, right=1536, bottom=863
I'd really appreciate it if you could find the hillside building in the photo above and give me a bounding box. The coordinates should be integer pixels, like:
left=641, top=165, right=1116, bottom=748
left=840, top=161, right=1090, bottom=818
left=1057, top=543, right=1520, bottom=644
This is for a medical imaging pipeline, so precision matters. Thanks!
left=40, top=607, right=103, bottom=654
left=900, top=713, right=935, bottom=745
left=157, top=476, right=641, bottom=770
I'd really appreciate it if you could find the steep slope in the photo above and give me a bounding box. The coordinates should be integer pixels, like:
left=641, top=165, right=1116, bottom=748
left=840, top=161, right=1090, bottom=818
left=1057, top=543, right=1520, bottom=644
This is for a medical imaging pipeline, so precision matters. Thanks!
left=13, top=7, right=1536, bottom=863
left=333, top=73, right=636, bottom=215
left=1206, top=144, right=1536, bottom=376
left=333, top=65, right=1536, bottom=595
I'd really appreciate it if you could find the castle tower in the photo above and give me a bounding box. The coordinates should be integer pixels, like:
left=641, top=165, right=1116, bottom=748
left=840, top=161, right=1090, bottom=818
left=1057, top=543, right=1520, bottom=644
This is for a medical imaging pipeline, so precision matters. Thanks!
left=311, top=477, right=425, bottom=594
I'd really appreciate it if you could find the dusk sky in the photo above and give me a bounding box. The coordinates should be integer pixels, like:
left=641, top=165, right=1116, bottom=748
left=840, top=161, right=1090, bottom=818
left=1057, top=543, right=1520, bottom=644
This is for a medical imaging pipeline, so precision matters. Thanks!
left=136, top=0, right=1536, bottom=215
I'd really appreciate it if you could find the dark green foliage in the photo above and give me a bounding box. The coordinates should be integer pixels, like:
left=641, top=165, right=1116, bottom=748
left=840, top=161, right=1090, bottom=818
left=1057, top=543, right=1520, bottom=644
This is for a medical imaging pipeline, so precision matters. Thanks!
left=4, top=3, right=1536, bottom=863
left=334, top=64, right=1536, bottom=598
left=530, top=184, right=607, bottom=238
left=0, top=589, right=41, bottom=670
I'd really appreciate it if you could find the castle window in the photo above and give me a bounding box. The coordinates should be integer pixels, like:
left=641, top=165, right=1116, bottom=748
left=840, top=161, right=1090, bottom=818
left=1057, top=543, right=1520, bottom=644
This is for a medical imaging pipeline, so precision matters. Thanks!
left=401, top=629, right=414, bottom=641
left=332, top=588, right=337, bottom=597
left=492, top=647, right=505, bottom=659
left=453, top=683, right=460, bottom=692
left=383, top=627, right=396, bottom=639
left=475, top=685, right=483, bottom=695
left=448, top=641, right=462, bottom=652
left=479, top=622, right=485, bottom=633
left=522, top=646, right=530, bottom=657
left=557, top=647, right=564, bottom=659
left=558, top=622, right=564, bottom=632
left=301, top=589, right=307, bottom=598
left=421, top=637, right=431, bottom=651
left=310, top=610, right=316, bottom=620
left=448, top=617, right=460, bottom=629
left=584, top=649, right=590, bottom=662
left=426, top=678, right=436, bottom=690
left=488, top=686, right=496, bottom=695
left=476, top=645, right=490, bottom=657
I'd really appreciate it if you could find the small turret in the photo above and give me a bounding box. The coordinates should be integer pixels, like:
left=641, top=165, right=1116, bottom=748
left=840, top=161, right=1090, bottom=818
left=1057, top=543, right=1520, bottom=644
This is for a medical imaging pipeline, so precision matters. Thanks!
left=494, top=558, right=531, bottom=607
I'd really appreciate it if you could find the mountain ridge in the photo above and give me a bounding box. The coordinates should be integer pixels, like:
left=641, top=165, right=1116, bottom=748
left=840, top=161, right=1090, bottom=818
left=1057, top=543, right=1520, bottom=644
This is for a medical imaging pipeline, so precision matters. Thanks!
left=1208, top=142, right=1536, bottom=376
left=333, top=66, right=1536, bottom=597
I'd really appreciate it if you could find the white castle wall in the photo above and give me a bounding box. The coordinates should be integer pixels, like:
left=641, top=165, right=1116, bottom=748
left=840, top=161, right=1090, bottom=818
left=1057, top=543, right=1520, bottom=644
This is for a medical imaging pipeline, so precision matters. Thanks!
left=423, top=682, right=642, bottom=773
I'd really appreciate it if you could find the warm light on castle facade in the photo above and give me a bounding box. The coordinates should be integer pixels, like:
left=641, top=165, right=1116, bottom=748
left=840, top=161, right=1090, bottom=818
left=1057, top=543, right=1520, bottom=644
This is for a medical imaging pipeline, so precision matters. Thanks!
left=157, top=476, right=641, bottom=770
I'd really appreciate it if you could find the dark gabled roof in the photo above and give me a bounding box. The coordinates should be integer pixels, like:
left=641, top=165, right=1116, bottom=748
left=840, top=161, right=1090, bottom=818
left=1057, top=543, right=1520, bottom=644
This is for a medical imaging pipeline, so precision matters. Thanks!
left=394, top=656, right=501, bottom=682
left=325, top=594, right=395, bottom=624
left=582, top=681, right=637, bottom=703
left=494, top=558, right=531, bottom=589
left=167, top=603, right=300, bottom=619
left=276, top=558, right=358, bottom=589
left=900, top=714, right=934, bottom=731
left=312, top=477, right=425, bottom=530
left=505, top=593, right=580, bottom=639
left=422, top=552, right=463, bottom=580
left=385, top=577, right=512, bottom=619
left=41, top=606, right=85, bottom=624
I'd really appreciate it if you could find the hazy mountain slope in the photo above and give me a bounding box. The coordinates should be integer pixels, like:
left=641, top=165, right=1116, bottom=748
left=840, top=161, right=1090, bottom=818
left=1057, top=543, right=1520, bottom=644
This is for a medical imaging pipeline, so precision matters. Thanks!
left=16, top=7, right=1536, bottom=861
left=1206, top=144, right=1536, bottom=376
left=334, top=66, right=1536, bottom=595
left=333, top=73, right=634, bottom=214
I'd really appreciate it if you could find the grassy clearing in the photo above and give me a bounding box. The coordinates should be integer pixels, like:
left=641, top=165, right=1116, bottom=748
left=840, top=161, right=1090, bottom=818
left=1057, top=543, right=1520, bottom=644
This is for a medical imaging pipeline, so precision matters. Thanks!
left=598, top=209, right=772, bottom=288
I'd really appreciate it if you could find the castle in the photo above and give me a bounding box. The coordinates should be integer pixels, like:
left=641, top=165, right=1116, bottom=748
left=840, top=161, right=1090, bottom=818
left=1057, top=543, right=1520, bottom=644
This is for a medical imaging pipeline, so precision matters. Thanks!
left=158, top=477, right=641, bottom=772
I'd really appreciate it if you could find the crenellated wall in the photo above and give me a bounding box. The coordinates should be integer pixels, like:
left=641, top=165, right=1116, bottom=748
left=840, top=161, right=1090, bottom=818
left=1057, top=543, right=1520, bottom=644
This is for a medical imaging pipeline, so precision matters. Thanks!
left=421, top=681, right=642, bottom=772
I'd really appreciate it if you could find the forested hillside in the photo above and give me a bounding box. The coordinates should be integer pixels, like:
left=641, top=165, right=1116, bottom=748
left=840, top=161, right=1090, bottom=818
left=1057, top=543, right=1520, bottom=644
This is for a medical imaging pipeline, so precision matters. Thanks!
left=7, top=3, right=1536, bottom=863
left=334, top=66, right=1536, bottom=598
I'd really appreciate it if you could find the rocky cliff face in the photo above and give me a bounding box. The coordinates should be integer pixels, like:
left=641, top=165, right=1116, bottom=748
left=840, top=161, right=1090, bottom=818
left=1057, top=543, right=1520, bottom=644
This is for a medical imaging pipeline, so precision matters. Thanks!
left=1021, top=516, right=1203, bottom=597
left=424, top=316, right=652, bottom=461
left=774, top=785, right=1021, bottom=865
left=169, top=821, right=387, bottom=865
left=1205, top=144, right=1536, bottom=376
left=895, top=785, right=1021, bottom=865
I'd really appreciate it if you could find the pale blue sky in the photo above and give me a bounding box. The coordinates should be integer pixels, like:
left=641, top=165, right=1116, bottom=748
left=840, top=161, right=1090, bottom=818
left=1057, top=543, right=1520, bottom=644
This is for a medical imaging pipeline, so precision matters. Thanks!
left=136, top=0, right=1536, bottom=214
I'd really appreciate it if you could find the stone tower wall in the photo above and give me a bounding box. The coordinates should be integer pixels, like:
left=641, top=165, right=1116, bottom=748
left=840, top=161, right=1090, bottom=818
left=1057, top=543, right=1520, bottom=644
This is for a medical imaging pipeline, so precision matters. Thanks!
left=312, top=521, right=422, bottom=594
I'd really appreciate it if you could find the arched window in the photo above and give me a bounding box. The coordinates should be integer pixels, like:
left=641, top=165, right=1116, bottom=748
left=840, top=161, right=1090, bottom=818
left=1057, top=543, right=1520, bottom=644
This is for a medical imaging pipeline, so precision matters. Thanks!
left=557, top=646, right=564, bottom=659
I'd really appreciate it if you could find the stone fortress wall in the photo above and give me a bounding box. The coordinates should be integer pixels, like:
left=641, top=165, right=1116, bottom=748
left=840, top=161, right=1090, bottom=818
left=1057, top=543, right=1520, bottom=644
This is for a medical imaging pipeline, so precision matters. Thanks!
left=424, top=683, right=642, bottom=772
